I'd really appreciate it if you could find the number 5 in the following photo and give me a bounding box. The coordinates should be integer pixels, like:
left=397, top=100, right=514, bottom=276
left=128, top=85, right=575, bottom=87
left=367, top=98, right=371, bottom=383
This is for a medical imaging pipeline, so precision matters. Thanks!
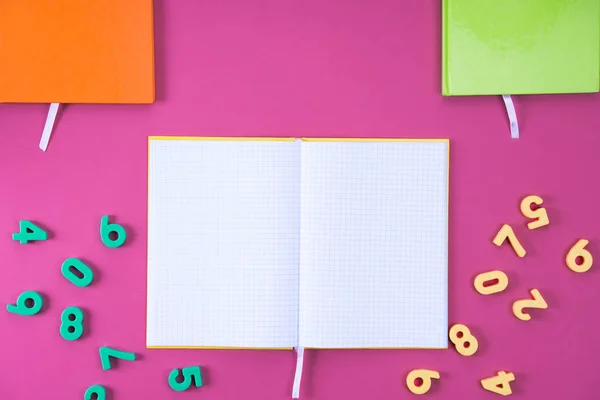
left=520, top=195, right=549, bottom=230
left=169, top=366, right=203, bottom=391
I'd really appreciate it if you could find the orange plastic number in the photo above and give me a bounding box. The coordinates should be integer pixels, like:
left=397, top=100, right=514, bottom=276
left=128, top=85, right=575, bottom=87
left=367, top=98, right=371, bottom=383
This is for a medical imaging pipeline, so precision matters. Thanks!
left=566, top=239, right=593, bottom=273
left=520, top=195, right=549, bottom=230
left=474, top=270, right=509, bottom=295
left=493, top=224, right=526, bottom=257
left=406, top=369, right=440, bottom=395
left=449, top=324, right=478, bottom=356
left=512, top=289, right=547, bottom=321
left=481, top=371, right=515, bottom=396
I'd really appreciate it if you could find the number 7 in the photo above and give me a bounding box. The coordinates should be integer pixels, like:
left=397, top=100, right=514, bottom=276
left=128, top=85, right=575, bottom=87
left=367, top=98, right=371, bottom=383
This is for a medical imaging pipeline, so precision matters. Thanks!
left=99, top=346, right=136, bottom=370
left=493, top=224, right=526, bottom=257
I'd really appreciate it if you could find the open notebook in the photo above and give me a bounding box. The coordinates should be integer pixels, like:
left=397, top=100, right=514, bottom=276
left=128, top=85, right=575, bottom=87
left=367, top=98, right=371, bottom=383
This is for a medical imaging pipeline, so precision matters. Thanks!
left=147, top=136, right=449, bottom=353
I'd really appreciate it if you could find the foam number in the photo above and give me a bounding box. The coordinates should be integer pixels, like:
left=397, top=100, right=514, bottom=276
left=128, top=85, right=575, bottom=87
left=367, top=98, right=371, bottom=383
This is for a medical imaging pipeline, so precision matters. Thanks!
left=12, top=220, right=48, bottom=244
left=566, top=239, right=593, bottom=273
left=60, top=306, right=84, bottom=340
left=6, top=291, right=43, bottom=316
left=84, top=385, right=106, bottom=400
left=99, top=346, right=136, bottom=370
left=474, top=270, right=509, bottom=295
left=406, top=369, right=440, bottom=395
left=520, top=195, right=549, bottom=230
left=481, top=371, right=515, bottom=396
left=100, top=215, right=127, bottom=248
left=449, top=324, right=478, bottom=356
left=512, top=289, right=547, bottom=321
left=169, top=366, right=203, bottom=392
left=493, top=224, right=526, bottom=257
left=61, top=258, right=94, bottom=287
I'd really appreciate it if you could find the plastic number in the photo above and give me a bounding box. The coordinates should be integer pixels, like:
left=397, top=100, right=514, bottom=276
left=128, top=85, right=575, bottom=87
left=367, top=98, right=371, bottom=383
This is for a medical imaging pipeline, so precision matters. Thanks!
left=406, top=369, right=440, bottom=395
left=481, top=371, right=515, bottom=396
left=100, top=215, right=127, bottom=248
left=169, top=366, right=203, bottom=391
left=12, top=220, right=48, bottom=244
left=566, top=239, right=593, bottom=273
left=474, top=270, right=509, bottom=295
left=520, top=195, right=549, bottom=230
left=6, top=291, right=43, bottom=316
left=512, top=289, right=547, bottom=321
left=99, top=346, right=136, bottom=370
left=449, top=324, right=479, bottom=356
left=61, top=258, right=94, bottom=287
left=493, top=224, right=526, bottom=257
left=60, top=306, right=84, bottom=341
left=84, top=385, right=106, bottom=400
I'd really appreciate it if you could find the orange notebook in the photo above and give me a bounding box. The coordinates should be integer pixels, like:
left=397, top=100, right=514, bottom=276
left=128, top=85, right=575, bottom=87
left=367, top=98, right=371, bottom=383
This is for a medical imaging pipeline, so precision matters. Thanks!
left=0, top=1, right=155, bottom=104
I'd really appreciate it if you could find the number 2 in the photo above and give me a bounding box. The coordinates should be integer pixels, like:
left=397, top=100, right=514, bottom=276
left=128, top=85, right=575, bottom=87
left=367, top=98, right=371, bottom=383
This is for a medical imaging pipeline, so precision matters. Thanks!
left=169, top=366, right=203, bottom=391
left=512, top=289, right=547, bottom=321
left=520, top=195, right=549, bottom=230
left=481, top=371, right=515, bottom=396
left=84, top=385, right=106, bottom=400
left=493, top=224, right=526, bottom=257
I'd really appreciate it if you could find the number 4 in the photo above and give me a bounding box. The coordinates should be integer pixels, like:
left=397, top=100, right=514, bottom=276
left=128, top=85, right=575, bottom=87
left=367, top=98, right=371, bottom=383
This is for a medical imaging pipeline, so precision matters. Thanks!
left=481, top=371, right=515, bottom=396
left=12, top=220, right=48, bottom=244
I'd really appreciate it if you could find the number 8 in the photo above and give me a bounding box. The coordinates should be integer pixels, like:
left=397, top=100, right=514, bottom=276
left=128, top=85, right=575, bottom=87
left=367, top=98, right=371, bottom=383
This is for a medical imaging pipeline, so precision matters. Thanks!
left=60, top=306, right=84, bottom=340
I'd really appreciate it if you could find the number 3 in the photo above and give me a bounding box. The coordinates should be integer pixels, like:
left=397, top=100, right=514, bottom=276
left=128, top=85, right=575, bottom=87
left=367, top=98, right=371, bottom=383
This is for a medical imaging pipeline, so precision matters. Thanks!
left=169, top=366, right=203, bottom=391
left=520, top=195, right=549, bottom=230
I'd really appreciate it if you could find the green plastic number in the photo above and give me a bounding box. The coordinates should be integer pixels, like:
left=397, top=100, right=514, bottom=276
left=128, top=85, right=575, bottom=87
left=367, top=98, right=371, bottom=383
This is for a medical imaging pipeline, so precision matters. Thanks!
left=12, top=220, right=48, bottom=244
left=169, top=366, right=203, bottom=391
left=84, top=385, right=106, bottom=400
left=61, top=258, right=94, bottom=287
left=60, top=306, right=84, bottom=340
left=100, top=215, right=127, bottom=248
left=99, top=346, right=136, bottom=370
left=6, top=291, right=43, bottom=316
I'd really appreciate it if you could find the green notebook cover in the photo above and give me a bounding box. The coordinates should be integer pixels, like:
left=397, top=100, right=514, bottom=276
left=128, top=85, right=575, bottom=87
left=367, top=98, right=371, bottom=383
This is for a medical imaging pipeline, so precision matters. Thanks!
left=442, top=0, right=600, bottom=96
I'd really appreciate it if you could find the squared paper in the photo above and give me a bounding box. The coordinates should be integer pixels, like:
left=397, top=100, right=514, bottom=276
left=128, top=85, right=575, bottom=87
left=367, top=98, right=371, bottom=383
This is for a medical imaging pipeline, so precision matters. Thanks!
left=147, top=137, right=449, bottom=350
left=299, top=140, right=448, bottom=348
left=147, top=138, right=301, bottom=348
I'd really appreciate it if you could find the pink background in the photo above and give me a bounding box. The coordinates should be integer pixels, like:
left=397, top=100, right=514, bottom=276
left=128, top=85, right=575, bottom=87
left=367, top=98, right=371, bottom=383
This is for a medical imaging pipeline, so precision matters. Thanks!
left=1, top=1, right=600, bottom=399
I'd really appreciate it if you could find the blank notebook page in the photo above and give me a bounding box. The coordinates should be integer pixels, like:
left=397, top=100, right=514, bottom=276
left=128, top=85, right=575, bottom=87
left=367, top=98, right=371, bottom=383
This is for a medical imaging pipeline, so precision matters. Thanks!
left=147, top=138, right=300, bottom=348
left=298, top=140, right=449, bottom=349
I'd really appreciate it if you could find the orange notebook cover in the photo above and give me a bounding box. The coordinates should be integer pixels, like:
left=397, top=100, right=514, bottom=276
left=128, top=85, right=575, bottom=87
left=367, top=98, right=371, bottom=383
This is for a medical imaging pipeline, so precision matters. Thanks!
left=0, top=1, right=155, bottom=104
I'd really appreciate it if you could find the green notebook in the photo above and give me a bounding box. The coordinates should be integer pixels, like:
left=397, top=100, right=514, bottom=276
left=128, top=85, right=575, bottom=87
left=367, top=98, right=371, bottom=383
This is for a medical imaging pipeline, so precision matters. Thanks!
left=442, top=0, right=600, bottom=96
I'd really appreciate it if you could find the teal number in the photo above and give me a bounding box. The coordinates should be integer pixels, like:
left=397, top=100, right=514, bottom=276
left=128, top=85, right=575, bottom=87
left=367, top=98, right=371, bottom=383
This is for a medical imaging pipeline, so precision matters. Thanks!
left=100, top=215, right=127, bottom=248
left=60, top=306, right=84, bottom=341
left=84, top=385, right=106, bottom=400
left=6, top=291, right=43, bottom=316
left=12, top=220, right=48, bottom=244
left=61, top=258, right=94, bottom=287
left=99, top=346, right=136, bottom=370
left=169, top=366, right=203, bottom=391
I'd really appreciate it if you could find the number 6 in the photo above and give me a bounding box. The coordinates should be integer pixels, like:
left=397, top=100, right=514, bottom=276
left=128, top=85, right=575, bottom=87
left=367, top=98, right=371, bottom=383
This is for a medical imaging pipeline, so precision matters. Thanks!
left=566, top=239, right=593, bottom=273
left=100, top=215, right=127, bottom=248
left=406, top=369, right=440, bottom=395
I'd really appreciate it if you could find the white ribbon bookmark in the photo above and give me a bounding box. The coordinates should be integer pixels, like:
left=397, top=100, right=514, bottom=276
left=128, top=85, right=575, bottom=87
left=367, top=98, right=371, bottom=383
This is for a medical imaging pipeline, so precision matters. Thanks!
left=501, top=95, right=519, bottom=139
left=292, top=347, right=305, bottom=399
left=39, top=102, right=60, bottom=151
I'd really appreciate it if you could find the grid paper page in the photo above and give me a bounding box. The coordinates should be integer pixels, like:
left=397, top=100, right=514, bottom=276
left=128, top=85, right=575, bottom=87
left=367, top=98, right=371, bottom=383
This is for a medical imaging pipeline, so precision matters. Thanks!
left=299, top=140, right=448, bottom=348
left=147, top=138, right=300, bottom=348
